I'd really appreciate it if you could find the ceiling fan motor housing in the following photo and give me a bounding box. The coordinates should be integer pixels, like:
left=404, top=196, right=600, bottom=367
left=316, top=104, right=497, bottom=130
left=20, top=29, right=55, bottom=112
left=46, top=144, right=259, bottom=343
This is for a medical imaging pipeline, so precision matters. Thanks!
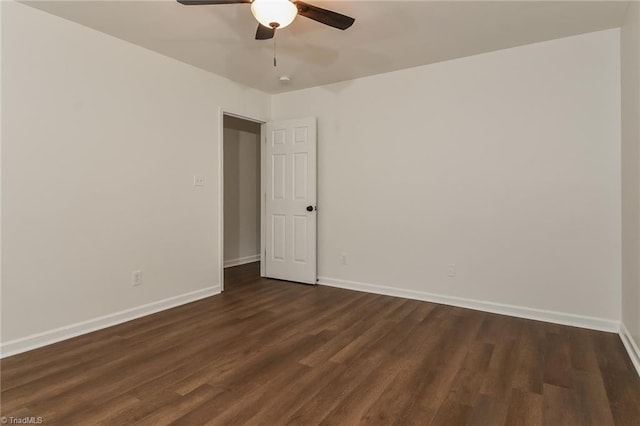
left=251, top=0, right=298, bottom=30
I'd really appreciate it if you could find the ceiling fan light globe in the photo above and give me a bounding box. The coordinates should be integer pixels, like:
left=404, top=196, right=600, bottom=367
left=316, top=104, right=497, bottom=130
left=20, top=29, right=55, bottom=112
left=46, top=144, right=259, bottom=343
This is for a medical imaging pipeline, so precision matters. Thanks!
left=251, top=0, right=297, bottom=29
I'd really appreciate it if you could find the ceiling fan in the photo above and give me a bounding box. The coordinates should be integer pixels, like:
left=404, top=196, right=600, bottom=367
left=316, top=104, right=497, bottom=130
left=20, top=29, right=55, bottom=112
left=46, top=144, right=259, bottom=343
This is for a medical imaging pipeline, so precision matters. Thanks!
left=177, top=0, right=355, bottom=40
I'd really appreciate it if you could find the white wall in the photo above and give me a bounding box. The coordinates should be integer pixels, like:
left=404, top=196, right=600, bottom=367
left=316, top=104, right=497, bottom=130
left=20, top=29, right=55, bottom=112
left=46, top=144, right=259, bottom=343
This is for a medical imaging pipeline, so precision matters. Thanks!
left=223, top=116, right=261, bottom=266
left=272, top=29, right=622, bottom=328
left=621, top=0, right=640, bottom=364
left=1, top=1, right=269, bottom=352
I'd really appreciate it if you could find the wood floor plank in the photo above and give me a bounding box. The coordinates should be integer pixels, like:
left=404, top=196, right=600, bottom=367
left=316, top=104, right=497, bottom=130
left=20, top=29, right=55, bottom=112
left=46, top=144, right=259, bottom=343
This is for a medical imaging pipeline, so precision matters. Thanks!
left=504, top=388, right=543, bottom=426
left=316, top=360, right=405, bottom=425
left=480, top=338, right=521, bottom=398
left=243, top=361, right=349, bottom=426
left=569, top=328, right=602, bottom=373
left=98, top=390, right=181, bottom=425
left=512, top=322, right=545, bottom=395
left=466, top=393, right=510, bottom=426
left=134, top=385, right=219, bottom=426
left=542, top=383, right=583, bottom=426
left=571, top=369, right=615, bottom=426
left=443, top=340, right=495, bottom=407
left=195, top=362, right=312, bottom=426
left=51, top=392, right=141, bottom=425
left=429, top=399, right=473, bottom=426
left=394, top=312, right=486, bottom=424
left=543, top=331, right=572, bottom=388
left=1, top=262, right=639, bottom=425
left=283, top=320, right=411, bottom=424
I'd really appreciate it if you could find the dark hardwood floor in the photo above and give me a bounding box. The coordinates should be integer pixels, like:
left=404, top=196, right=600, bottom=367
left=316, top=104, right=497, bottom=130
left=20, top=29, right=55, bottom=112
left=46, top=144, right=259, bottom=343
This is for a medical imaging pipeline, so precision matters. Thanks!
left=2, top=262, right=639, bottom=425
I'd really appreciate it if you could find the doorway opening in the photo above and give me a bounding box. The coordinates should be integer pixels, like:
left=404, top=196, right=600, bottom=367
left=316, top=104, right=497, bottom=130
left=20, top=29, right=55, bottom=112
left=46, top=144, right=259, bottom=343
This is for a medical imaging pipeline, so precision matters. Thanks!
left=222, top=113, right=263, bottom=291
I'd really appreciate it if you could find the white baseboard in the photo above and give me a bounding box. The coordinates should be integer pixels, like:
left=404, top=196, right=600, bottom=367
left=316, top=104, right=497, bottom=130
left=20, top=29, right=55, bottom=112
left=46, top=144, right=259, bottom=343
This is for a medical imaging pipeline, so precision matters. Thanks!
left=224, top=254, right=260, bottom=268
left=318, top=277, right=620, bottom=333
left=0, top=285, right=221, bottom=359
left=620, top=322, right=640, bottom=377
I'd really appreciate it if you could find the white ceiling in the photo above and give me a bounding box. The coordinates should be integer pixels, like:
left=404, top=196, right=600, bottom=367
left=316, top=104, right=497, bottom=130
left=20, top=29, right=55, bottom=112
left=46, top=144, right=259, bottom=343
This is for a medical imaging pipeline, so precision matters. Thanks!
left=23, top=0, right=630, bottom=94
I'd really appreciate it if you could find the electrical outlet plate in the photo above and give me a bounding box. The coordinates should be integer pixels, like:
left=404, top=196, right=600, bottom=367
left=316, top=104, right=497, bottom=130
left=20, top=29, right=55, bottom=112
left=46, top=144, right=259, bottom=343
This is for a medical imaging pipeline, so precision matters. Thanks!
left=132, top=270, right=142, bottom=286
left=447, top=264, right=456, bottom=277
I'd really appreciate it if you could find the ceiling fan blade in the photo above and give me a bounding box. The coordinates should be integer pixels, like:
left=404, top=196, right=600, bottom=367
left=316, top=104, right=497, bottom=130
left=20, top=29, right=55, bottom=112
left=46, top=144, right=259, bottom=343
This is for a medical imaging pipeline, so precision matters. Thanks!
left=177, top=0, right=250, bottom=5
left=255, top=24, right=275, bottom=40
left=294, top=1, right=354, bottom=30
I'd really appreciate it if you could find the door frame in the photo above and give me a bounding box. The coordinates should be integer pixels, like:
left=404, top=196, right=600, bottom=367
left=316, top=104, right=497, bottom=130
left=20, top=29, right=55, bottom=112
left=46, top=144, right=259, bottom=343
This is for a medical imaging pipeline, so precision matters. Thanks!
left=217, top=107, right=266, bottom=292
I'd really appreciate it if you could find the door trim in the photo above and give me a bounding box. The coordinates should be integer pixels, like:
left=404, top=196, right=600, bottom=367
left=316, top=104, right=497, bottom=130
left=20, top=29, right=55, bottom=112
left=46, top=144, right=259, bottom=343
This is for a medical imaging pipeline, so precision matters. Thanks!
left=217, top=107, right=266, bottom=292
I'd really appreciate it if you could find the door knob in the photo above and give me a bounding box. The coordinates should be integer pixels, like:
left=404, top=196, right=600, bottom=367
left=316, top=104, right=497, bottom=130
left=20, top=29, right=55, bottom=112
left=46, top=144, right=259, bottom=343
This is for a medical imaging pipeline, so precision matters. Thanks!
left=306, top=205, right=314, bottom=212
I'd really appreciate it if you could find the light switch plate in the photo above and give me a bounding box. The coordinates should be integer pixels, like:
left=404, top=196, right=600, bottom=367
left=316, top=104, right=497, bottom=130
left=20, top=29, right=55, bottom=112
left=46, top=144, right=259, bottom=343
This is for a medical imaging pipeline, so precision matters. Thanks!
left=193, top=176, right=205, bottom=186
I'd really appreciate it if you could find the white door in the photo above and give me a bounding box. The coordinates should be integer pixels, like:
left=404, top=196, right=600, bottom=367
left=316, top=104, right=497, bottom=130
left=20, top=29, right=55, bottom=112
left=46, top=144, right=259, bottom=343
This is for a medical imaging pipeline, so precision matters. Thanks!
left=263, top=117, right=317, bottom=284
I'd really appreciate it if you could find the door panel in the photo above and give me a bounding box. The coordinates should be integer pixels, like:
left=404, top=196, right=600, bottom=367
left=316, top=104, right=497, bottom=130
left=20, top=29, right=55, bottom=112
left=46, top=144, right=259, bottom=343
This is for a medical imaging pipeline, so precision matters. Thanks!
left=293, top=215, right=308, bottom=262
left=264, top=117, right=317, bottom=284
left=293, top=153, right=308, bottom=200
left=272, top=155, right=286, bottom=199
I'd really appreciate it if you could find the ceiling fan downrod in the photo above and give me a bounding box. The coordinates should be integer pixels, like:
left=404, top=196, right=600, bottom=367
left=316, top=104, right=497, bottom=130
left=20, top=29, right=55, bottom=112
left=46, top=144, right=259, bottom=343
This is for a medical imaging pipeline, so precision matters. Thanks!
left=271, top=22, right=278, bottom=67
